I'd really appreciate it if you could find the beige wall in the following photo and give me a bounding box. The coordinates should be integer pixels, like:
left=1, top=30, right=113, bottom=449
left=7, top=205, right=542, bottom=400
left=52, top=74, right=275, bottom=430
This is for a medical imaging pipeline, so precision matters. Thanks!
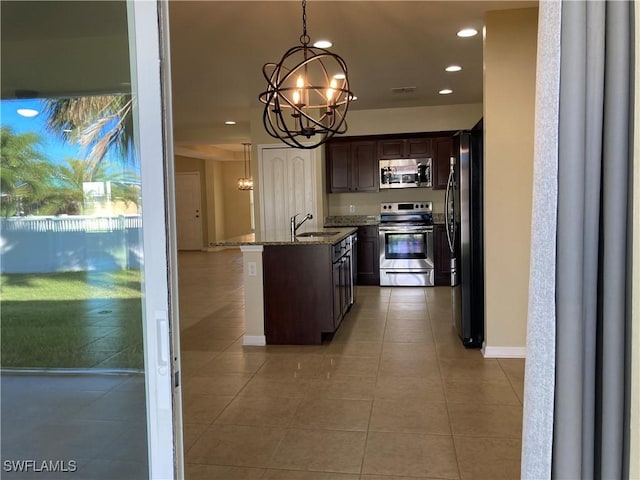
left=175, top=155, right=252, bottom=245
left=483, top=7, right=538, bottom=352
left=346, top=103, right=483, bottom=137
left=222, top=161, right=253, bottom=238
left=328, top=189, right=445, bottom=217
left=201, top=159, right=224, bottom=242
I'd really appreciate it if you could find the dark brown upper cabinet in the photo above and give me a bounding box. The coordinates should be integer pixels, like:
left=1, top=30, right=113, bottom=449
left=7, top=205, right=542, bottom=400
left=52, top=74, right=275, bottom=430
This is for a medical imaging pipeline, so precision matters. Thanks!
left=327, top=132, right=457, bottom=193
left=326, top=140, right=379, bottom=193
left=432, top=136, right=454, bottom=190
left=378, top=137, right=432, bottom=159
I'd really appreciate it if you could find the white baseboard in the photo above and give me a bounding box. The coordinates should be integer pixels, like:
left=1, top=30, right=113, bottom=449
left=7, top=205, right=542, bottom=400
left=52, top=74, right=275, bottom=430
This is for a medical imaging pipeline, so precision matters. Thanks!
left=481, top=344, right=526, bottom=358
left=242, top=335, right=266, bottom=346
left=206, top=246, right=231, bottom=252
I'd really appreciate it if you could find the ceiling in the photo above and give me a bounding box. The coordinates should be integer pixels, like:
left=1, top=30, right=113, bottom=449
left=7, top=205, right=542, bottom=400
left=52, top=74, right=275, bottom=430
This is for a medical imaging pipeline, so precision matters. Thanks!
left=1, top=1, right=537, bottom=158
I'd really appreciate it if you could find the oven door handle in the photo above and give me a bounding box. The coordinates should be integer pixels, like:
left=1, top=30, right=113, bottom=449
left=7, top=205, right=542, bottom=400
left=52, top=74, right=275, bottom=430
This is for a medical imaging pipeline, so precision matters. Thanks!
left=379, top=226, right=432, bottom=233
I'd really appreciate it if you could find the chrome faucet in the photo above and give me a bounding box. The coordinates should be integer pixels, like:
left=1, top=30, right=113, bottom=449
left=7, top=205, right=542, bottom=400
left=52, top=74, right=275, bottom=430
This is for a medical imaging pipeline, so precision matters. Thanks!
left=290, top=213, right=313, bottom=237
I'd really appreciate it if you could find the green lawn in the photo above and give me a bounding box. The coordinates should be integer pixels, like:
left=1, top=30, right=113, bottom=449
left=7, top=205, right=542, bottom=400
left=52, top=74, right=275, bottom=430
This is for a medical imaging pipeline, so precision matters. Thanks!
left=1, top=270, right=144, bottom=370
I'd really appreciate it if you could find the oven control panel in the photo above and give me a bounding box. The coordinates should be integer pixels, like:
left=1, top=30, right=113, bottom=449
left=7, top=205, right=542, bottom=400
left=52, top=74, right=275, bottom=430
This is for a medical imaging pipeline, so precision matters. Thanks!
left=380, top=201, right=432, bottom=214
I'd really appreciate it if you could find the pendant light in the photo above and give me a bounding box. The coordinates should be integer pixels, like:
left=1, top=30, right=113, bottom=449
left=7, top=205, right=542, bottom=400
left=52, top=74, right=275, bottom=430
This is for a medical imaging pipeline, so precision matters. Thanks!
left=259, top=0, right=352, bottom=149
left=237, top=143, right=253, bottom=190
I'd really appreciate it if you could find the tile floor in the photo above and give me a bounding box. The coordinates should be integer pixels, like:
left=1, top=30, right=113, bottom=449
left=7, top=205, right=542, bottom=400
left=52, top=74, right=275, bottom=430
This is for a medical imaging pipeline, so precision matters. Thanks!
left=0, top=372, right=149, bottom=479
left=0, top=248, right=524, bottom=480
left=179, top=249, right=524, bottom=480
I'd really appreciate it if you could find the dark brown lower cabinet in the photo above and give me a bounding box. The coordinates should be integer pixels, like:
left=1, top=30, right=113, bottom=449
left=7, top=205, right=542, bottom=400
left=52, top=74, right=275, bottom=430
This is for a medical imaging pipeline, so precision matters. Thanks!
left=434, top=224, right=451, bottom=286
left=356, top=226, right=380, bottom=285
left=263, top=241, right=354, bottom=344
left=333, top=248, right=351, bottom=329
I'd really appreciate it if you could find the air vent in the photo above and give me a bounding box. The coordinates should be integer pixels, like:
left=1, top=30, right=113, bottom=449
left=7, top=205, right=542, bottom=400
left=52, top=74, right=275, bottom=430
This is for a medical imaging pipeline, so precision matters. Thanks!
left=391, top=86, right=416, bottom=94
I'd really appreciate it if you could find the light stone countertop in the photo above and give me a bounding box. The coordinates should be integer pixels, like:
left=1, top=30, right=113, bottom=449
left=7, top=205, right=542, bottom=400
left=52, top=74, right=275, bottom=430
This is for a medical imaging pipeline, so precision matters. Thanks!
left=209, top=226, right=358, bottom=247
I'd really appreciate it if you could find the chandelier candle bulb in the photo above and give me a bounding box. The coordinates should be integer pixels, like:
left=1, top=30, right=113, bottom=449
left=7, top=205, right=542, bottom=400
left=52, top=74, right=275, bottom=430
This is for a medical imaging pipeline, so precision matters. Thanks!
left=327, top=78, right=337, bottom=104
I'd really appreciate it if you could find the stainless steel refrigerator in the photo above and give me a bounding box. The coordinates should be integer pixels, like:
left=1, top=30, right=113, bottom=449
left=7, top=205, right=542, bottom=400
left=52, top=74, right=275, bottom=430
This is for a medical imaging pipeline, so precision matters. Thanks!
left=446, top=129, right=484, bottom=347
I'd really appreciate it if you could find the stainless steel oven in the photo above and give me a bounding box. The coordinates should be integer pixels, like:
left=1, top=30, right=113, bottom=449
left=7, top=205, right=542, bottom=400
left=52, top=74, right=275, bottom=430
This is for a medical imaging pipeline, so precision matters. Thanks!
left=379, top=202, right=434, bottom=286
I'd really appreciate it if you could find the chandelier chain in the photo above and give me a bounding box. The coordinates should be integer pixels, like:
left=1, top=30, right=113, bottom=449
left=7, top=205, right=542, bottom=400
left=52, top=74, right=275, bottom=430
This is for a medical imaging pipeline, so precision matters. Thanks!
left=243, top=144, right=248, bottom=177
left=237, top=142, right=253, bottom=190
left=246, top=143, right=251, bottom=177
left=300, top=0, right=310, bottom=46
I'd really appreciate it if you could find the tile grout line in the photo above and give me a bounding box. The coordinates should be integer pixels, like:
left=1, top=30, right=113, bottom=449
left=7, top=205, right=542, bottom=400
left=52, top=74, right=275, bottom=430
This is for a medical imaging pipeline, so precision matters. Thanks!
left=357, top=290, right=391, bottom=477
left=427, top=289, right=464, bottom=480
left=496, top=358, right=525, bottom=407
left=182, top=335, right=268, bottom=462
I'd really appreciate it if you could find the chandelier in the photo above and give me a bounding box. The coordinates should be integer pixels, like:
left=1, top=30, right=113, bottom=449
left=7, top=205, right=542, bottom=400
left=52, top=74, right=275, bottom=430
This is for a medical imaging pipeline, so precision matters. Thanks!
left=237, top=143, right=253, bottom=190
left=259, top=0, right=352, bottom=149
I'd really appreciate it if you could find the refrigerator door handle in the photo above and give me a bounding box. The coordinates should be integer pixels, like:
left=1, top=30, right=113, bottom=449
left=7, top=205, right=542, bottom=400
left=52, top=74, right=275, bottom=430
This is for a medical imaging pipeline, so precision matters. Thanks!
left=444, top=159, right=455, bottom=254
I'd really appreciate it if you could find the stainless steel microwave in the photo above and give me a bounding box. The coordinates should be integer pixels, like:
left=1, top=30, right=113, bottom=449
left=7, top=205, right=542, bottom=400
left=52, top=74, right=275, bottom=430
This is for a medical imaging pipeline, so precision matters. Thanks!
left=379, top=157, right=432, bottom=189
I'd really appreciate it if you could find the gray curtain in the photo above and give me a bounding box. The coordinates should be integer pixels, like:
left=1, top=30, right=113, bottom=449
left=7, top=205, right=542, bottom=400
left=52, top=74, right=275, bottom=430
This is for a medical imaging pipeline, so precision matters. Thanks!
left=522, top=1, right=633, bottom=479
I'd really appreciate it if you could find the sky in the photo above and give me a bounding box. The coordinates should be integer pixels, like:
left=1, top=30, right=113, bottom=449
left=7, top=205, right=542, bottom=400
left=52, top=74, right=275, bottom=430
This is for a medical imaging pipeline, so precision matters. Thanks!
left=2, top=98, right=89, bottom=166
left=1, top=97, right=138, bottom=178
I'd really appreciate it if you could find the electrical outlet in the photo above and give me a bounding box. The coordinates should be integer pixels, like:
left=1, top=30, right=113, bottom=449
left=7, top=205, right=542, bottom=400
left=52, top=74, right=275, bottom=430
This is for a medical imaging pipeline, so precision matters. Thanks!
left=349, top=204, right=356, bottom=213
left=247, top=261, right=257, bottom=277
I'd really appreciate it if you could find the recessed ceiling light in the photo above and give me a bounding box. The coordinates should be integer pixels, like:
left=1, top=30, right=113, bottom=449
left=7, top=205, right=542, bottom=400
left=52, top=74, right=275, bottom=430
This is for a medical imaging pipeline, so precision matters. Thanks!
left=224, top=121, right=236, bottom=125
left=439, top=89, right=453, bottom=95
left=17, top=108, right=39, bottom=117
left=445, top=65, right=462, bottom=72
left=457, top=28, right=478, bottom=38
left=313, top=39, right=332, bottom=48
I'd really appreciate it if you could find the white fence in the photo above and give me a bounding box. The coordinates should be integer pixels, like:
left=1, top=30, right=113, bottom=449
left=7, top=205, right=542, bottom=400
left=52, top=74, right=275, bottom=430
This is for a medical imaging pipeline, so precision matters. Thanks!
left=0, top=215, right=143, bottom=274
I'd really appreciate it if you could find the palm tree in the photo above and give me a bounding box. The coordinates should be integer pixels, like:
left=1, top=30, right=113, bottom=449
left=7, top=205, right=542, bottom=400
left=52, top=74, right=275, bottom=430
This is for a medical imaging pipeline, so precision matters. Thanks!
left=42, top=94, right=135, bottom=171
left=0, top=127, right=55, bottom=217
left=44, top=158, right=141, bottom=215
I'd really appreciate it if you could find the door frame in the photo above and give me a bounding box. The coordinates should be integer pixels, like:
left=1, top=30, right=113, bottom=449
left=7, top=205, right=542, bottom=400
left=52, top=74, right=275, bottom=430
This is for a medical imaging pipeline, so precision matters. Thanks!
left=128, top=1, right=182, bottom=478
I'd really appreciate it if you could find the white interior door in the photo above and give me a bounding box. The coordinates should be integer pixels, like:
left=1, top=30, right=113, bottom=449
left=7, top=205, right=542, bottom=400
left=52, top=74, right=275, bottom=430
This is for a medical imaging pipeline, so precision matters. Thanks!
left=259, top=145, right=317, bottom=232
left=260, top=148, right=290, bottom=232
left=288, top=149, right=317, bottom=228
left=175, top=172, right=203, bottom=250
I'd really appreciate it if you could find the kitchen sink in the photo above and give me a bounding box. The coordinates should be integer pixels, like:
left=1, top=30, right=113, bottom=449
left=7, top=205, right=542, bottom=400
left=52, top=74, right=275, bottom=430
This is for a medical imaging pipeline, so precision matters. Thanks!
left=296, top=231, right=339, bottom=237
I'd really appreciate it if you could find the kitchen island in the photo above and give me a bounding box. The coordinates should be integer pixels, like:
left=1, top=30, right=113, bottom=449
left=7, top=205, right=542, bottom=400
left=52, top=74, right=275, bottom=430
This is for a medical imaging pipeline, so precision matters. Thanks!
left=210, top=227, right=358, bottom=345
